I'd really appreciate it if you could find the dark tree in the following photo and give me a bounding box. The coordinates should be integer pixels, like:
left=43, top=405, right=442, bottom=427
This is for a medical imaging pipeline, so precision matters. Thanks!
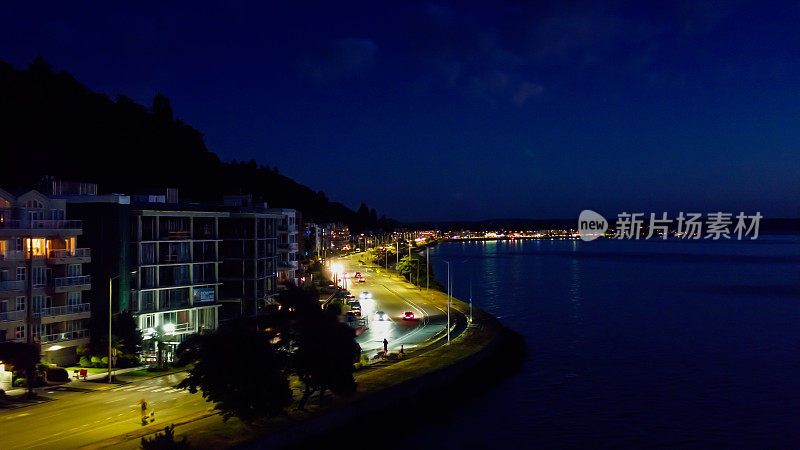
left=267, top=284, right=361, bottom=410
left=113, top=310, right=143, bottom=355
left=140, top=425, right=191, bottom=449
left=0, top=342, right=41, bottom=398
left=176, top=320, right=292, bottom=423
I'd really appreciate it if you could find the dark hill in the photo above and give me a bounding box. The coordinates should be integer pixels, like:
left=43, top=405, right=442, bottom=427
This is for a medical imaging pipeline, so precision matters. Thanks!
left=0, top=57, right=390, bottom=232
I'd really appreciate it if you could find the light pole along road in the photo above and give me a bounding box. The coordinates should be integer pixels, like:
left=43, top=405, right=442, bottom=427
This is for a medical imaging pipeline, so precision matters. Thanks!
left=333, top=252, right=449, bottom=355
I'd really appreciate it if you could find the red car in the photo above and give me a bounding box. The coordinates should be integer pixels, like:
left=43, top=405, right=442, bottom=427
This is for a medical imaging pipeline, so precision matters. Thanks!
left=354, top=272, right=362, bottom=278
left=401, top=311, right=415, bottom=320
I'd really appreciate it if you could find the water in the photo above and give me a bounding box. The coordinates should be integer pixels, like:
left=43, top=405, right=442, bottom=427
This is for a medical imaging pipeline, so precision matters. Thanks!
left=414, top=237, right=800, bottom=448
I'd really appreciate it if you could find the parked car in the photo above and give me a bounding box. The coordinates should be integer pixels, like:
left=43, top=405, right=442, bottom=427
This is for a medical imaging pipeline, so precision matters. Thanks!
left=401, top=311, right=415, bottom=320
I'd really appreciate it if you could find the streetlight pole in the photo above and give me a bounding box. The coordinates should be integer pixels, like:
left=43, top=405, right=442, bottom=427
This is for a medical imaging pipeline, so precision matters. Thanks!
left=108, top=276, right=113, bottom=383
left=426, top=246, right=429, bottom=291
left=444, top=260, right=450, bottom=344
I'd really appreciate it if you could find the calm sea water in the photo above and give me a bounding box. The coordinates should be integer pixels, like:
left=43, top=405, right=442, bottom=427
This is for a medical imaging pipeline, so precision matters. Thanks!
left=414, top=236, right=800, bottom=448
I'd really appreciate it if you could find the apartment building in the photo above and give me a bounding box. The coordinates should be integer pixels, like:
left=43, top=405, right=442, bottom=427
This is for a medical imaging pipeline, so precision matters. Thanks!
left=271, top=208, right=299, bottom=285
left=0, top=188, right=91, bottom=366
left=218, top=195, right=281, bottom=320
left=128, top=207, right=223, bottom=362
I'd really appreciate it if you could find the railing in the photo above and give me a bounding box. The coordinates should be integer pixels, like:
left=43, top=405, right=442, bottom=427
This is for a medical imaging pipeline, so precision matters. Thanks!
left=0, top=250, right=25, bottom=261
left=0, top=280, right=24, bottom=291
left=0, top=220, right=82, bottom=230
left=167, top=322, right=192, bottom=334
left=278, top=242, right=299, bottom=251
left=35, top=303, right=91, bottom=318
left=40, top=329, right=90, bottom=343
left=53, top=275, right=91, bottom=288
left=30, top=220, right=82, bottom=229
left=0, top=310, right=25, bottom=322
left=49, top=248, right=91, bottom=259
left=279, top=260, right=298, bottom=269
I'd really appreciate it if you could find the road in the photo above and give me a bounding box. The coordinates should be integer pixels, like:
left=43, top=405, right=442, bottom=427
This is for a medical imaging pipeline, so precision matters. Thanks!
left=0, top=254, right=451, bottom=448
left=332, top=252, right=448, bottom=355
left=0, top=373, right=209, bottom=449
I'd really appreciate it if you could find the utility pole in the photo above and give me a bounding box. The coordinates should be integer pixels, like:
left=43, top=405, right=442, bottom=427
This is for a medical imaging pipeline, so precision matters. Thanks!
left=445, top=260, right=451, bottom=344
left=426, top=246, right=429, bottom=291
left=469, top=278, right=473, bottom=323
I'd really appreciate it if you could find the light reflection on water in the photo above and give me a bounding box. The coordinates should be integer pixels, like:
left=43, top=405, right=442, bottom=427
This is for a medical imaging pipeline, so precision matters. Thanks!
left=419, top=236, right=800, bottom=448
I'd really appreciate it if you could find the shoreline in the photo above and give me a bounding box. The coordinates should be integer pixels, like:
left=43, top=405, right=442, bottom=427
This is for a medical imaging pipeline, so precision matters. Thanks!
left=120, top=261, right=525, bottom=449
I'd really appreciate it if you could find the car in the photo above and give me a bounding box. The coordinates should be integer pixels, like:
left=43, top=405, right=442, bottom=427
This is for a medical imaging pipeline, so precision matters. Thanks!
left=375, top=310, right=388, bottom=321
left=354, top=272, right=362, bottom=278
left=360, top=291, right=372, bottom=299
left=357, top=277, right=366, bottom=283
left=401, top=311, right=415, bottom=320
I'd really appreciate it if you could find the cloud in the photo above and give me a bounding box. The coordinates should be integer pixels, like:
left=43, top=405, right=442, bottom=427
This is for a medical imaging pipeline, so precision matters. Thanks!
left=298, top=38, right=378, bottom=84
left=513, top=82, right=544, bottom=105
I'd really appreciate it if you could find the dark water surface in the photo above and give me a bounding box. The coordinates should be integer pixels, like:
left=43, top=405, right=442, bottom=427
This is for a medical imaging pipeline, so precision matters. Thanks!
left=411, top=237, right=800, bottom=448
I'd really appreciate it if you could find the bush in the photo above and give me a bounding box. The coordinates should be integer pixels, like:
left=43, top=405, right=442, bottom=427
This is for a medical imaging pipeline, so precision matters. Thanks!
left=90, top=356, right=103, bottom=367
left=45, top=367, right=69, bottom=382
left=141, top=425, right=190, bottom=449
left=116, top=354, right=140, bottom=368
left=79, top=356, right=92, bottom=368
left=13, top=377, right=26, bottom=388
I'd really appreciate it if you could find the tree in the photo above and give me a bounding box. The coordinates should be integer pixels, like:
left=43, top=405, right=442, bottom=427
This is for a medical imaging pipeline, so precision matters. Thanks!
left=176, top=320, right=292, bottom=423
left=113, top=310, right=143, bottom=355
left=268, top=284, right=361, bottom=410
left=140, top=425, right=190, bottom=449
left=397, top=254, right=428, bottom=286
left=0, top=342, right=41, bottom=398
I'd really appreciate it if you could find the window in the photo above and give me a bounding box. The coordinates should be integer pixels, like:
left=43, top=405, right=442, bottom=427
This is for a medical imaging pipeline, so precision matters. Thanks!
left=142, top=314, right=155, bottom=329
left=68, top=292, right=81, bottom=305
left=32, top=295, right=46, bottom=313
left=16, top=267, right=25, bottom=281
left=67, top=264, right=81, bottom=277
left=15, top=296, right=24, bottom=311
left=15, top=325, right=24, bottom=339
left=14, top=238, right=22, bottom=251
left=32, top=267, right=46, bottom=287
left=0, top=300, right=7, bottom=313
left=26, top=238, right=47, bottom=256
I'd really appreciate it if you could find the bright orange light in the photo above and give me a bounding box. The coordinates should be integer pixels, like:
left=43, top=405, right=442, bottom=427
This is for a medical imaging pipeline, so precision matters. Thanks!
left=26, top=238, right=48, bottom=256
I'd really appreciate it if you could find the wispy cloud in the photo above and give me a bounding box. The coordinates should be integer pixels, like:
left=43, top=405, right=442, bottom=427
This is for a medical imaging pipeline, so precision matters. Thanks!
left=297, top=38, right=378, bottom=84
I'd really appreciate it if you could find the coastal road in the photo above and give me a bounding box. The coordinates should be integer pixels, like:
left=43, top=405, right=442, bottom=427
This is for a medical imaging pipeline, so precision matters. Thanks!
left=0, top=373, right=209, bottom=449
left=332, top=252, right=449, bottom=355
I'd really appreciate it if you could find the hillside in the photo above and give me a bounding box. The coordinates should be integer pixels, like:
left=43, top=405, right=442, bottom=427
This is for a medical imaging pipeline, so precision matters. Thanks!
left=0, top=57, right=389, bottom=232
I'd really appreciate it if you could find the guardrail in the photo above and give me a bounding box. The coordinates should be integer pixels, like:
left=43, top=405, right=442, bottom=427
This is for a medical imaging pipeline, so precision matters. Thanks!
left=0, top=310, right=25, bottom=322
left=41, top=329, right=90, bottom=343
left=0, top=220, right=82, bottom=230
left=35, top=303, right=91, bottom=318
left=53, top=275, right=91, bottom=288
left=49, top=248, right=91, bottom=259
left=0, top=280, right=24, bottom=291
left=0, top=250, right=25, bottom=261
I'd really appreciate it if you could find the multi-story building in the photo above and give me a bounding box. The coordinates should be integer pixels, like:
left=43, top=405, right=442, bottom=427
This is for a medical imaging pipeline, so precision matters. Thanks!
left=218, top=195, right=281, bottom=321
left=272, top=208, right=299, bottom=286
left=0, top=187, right=91, bottom=366
left=128, top=206, right=223, bottom=362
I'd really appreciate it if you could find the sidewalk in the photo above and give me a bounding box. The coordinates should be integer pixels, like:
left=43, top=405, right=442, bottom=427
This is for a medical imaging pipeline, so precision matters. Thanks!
left=3, top=366, right=145, bottom=398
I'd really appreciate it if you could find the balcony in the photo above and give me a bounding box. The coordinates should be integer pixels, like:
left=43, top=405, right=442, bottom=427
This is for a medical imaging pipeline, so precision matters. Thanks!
left=0, top=310, right=25, bottom=322
left=0, top=280, right=24, bottom=291
left=40, top=329, right=90, bottom=344
left=34, top=303, right=91, bottom=318
left=48, top=248, right=91, bottom=264
left=278, top=260, right=298, bottom=270
left=0, top=250, right=25, bottom=261
left=52, top=275, right=91, bottom=292
left=0, top=219, right=82, bottom=237
left=278, top=242, right=299, bottom=252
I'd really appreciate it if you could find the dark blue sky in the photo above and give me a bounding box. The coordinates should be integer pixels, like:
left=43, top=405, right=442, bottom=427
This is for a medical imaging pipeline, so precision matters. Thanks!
left=3, top=1, right=799, bottom=221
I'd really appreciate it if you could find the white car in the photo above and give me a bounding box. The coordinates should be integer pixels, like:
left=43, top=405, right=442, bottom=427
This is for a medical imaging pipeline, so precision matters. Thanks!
left=374, top=310, right=388, bottom=321
left=360, top=291, right=372, bottom=299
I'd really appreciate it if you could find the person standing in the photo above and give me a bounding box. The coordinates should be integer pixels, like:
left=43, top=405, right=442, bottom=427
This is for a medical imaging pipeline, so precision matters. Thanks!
left=383, top=338, right=388, bottom=353
left=139, top=399, right=148, bottom=423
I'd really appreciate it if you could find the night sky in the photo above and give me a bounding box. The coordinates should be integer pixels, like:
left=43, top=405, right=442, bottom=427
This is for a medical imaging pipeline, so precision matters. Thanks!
left=3, top=1, right=799, bottom=221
